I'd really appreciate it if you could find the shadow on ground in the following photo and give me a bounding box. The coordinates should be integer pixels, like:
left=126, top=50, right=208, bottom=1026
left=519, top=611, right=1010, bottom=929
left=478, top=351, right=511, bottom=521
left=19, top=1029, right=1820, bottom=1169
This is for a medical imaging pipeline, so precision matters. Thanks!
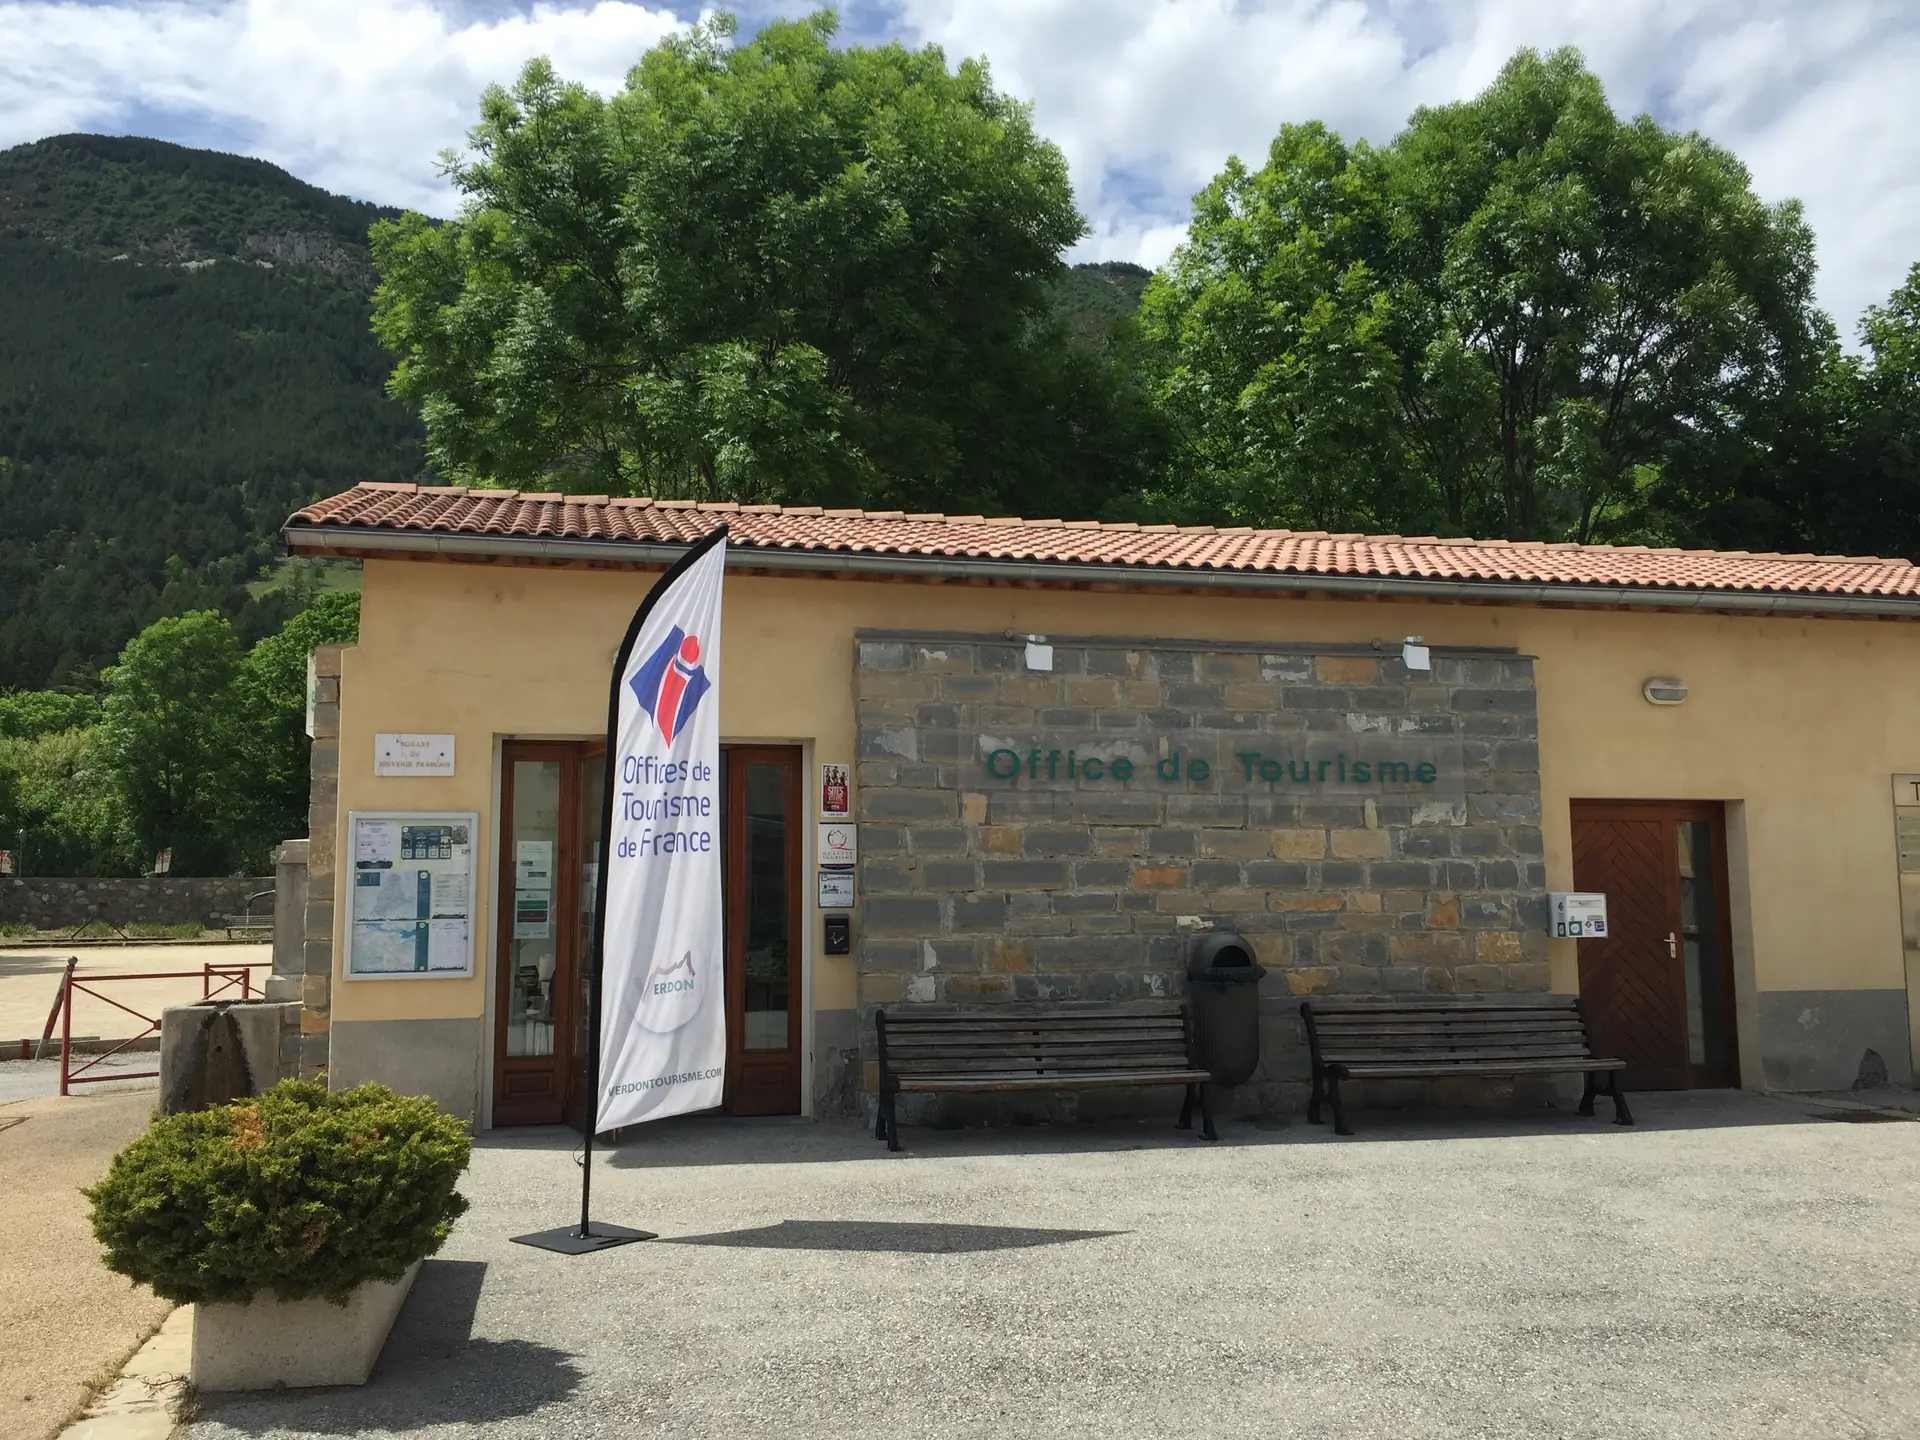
left=665, top=1218, right=1126, bottom=1253
left=475, top=1088, right=1875, bottom=1170
left=192, top=1259, right=584, bottom=1436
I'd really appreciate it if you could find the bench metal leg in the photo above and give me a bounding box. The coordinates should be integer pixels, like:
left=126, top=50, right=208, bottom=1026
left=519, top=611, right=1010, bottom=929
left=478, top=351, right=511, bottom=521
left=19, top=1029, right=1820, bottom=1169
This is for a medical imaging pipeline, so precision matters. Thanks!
left=1307, top=1069, right=1325, bottom=1126
left=1176, top=1084, right=1195, bottom=1131
left=874, top=1094, right=888, bottom=1142
left=1578, top=1071, right=1598, bottom=1117
left=884, top=1092, right=902, bottom=1152
left=1327, top=1075, right=1352, bottom=1137
left=1197, top=1083, right=1217, bottom=1142
left=1607, top=1073, right=1634, bottom=1126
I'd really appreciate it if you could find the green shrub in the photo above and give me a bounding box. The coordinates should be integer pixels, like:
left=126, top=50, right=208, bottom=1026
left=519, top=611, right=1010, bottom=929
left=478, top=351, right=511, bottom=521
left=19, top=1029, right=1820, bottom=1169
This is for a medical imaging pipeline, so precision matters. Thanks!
left=85, top=1079, right=471, bottom=1305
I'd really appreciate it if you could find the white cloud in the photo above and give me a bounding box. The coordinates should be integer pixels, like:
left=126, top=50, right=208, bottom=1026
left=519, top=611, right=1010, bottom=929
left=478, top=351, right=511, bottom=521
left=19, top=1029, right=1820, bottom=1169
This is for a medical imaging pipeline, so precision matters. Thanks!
left=1, top=1, right=1915, bottom=333
left=889, top=0, right=1920, bottom=335
left=0, top=2, right=687, bottom=213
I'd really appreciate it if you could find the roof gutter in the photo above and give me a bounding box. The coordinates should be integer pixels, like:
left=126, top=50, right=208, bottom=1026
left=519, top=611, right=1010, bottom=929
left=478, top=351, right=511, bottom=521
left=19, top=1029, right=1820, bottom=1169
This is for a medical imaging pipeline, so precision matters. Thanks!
left=282, top=522, right=1920, bottom=620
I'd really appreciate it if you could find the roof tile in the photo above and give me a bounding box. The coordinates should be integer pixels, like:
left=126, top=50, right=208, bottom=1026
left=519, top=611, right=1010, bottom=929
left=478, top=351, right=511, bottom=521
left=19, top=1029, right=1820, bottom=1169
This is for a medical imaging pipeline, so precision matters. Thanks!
left=286, top=484, right=1920, bottom=599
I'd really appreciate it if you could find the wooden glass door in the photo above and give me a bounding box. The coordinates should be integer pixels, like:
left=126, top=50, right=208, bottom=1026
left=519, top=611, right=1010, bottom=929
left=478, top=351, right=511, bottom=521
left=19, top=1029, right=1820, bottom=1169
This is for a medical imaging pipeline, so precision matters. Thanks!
left=493, top=741, right=599, bottom=1128
left=1571, top=801, right=1739, bottom=1089
left=722, top=746, right=803, bottom=1115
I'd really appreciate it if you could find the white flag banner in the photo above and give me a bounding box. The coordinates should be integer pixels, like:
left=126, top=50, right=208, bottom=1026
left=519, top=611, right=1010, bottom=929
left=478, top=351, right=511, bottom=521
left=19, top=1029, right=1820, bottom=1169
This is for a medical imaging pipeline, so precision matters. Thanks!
left=595, top=527, right=728, bottom=1131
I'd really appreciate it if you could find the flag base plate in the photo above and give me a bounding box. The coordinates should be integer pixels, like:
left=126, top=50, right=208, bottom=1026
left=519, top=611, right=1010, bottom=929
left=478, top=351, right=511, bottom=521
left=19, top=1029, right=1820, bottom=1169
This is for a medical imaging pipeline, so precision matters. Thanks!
left=510, top=1223, right=656, bottom=1254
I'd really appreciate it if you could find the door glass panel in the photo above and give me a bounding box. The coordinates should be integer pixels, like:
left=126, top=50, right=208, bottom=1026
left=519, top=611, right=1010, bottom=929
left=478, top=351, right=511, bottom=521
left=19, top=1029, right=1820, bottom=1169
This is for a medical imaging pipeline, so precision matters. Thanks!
left=1678, top=820, right=1731, bottom=1070
left=505, top=760, right=561, bottom=1058
left=575, top=753, right=604, bottom=1075
left=742, top=762, right=791, bottom=1051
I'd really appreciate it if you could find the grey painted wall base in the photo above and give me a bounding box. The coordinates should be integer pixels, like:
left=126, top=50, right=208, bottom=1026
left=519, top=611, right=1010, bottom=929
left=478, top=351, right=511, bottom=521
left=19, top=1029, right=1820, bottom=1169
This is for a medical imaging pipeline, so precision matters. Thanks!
left=1757, top=989, right=1913, bottom=1091
left=813, top=1008, right=861, bottom=1118
left=327, top=1017, right=483, bottom=1124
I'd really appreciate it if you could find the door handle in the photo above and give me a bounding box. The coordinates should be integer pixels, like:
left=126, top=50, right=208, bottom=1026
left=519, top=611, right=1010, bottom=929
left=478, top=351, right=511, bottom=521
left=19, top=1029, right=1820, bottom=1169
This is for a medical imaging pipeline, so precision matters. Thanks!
left=1666, top=932, right=1678, bottom=959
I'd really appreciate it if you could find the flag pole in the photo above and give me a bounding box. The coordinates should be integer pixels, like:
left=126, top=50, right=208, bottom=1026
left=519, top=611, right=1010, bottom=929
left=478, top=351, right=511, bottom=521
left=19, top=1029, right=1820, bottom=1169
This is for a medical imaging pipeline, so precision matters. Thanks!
left=512, top=523, right=730, bottom=1256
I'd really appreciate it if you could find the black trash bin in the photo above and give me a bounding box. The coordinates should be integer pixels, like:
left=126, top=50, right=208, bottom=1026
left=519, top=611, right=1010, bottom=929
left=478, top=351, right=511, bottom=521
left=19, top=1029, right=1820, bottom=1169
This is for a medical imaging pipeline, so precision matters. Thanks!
left=1187, top=931, right=1267, bottom=1087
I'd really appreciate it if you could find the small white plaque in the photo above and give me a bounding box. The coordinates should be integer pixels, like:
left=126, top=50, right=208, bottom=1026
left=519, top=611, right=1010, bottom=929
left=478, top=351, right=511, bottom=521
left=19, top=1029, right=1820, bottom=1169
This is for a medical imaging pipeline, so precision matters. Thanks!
left=376, top=733, right=455, bottom=776
left=819, top=822, right=857, bottom=869
left=818, top=871, right=855, bottom=908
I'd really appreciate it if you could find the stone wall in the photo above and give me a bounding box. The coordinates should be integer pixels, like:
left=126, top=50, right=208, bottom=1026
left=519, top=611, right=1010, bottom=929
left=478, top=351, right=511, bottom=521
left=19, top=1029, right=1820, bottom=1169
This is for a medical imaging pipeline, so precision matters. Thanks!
left=853, top=630, right=1548, bottom=1118
left=301, top=644, right=346, bottom=1079
left=0, top=876, right=275, bottom=930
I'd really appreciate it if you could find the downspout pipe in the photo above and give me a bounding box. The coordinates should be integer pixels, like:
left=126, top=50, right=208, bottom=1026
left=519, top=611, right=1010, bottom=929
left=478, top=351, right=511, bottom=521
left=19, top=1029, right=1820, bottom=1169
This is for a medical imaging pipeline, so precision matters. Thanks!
left=281, top=523, right=1920, bottom=621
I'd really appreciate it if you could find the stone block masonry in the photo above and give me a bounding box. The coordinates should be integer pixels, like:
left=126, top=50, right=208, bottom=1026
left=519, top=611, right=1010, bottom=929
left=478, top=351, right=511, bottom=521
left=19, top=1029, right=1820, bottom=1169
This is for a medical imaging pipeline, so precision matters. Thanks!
left=854, top=631, right=1549, bottom=1116
left=0, top=876, right=276, bottom=930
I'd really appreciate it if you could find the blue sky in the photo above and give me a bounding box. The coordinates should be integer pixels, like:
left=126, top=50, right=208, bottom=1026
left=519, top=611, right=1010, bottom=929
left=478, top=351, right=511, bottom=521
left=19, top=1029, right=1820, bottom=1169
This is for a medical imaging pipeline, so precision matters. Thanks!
left=3, top=1, right=1916, bottom=336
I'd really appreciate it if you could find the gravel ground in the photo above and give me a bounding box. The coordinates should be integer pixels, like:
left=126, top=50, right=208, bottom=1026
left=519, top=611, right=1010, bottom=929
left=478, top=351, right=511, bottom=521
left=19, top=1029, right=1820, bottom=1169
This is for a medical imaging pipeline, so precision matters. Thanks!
left=182, top=1090, right=1920, bottom=1440
left=0, top=943, right=270, bottom=1045
left=1, top=1089, right=169, bottom=1440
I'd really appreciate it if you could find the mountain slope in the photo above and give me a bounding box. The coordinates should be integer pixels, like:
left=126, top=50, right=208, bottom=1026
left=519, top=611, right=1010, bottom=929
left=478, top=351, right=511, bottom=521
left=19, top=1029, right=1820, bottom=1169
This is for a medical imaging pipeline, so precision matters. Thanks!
left=0, top=135, right=423, bottom=690
left=0, top=136, right=1157, bottom=690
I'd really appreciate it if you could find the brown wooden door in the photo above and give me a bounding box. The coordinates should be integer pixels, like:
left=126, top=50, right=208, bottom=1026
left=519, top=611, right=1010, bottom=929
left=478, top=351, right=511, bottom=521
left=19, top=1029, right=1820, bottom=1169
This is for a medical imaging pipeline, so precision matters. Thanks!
left=1571, top=801, right=1739, bottom=1090
left=722, top=746, right=803, bottom=1115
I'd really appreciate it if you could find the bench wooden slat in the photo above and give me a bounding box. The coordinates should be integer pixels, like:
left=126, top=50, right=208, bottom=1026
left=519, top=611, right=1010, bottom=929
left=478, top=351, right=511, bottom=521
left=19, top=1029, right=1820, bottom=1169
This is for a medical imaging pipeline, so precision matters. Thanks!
left=1306, top=999, right=1584, bottom=1013
left=875, top=1001, right=1215, bottom=1149
left=897, top=1070, right=1210, bottom=1093
left=1300, top=996, right=1632, bottom=1136
left=885, top=1020, right=1184, bottom=1034
left=886, top=1053, right=1195, bottom=1072
left=1322, top=1048, right=1590, bottom=1060
left=1339, top=1058, right=1627, bottom=1078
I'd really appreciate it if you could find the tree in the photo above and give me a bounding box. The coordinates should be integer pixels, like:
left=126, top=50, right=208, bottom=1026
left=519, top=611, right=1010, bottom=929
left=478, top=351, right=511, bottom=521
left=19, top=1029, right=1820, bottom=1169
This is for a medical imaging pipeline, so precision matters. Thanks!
left=1139, top=48, right=1828, bottom=543
left=99, top=611, right=246, bottom=874
left=371, top=11, right=1153, bottom=518
left=1830, top=266, right=1920, bottom=557
left=236, top=589, right=360, bottom=851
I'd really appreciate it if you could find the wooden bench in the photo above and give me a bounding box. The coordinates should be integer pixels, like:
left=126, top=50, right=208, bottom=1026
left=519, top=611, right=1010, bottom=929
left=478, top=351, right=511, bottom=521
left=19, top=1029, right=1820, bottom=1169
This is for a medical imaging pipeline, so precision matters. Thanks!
left=873, top=1004, right=1216, bottom=1151
left=1299, top=997, right=1631, bottom=1136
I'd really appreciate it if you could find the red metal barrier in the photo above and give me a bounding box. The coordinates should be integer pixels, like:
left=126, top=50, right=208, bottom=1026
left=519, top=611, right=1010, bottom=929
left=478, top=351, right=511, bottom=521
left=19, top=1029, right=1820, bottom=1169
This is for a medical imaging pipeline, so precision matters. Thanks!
left=57, top=961, right=258, bottom=1096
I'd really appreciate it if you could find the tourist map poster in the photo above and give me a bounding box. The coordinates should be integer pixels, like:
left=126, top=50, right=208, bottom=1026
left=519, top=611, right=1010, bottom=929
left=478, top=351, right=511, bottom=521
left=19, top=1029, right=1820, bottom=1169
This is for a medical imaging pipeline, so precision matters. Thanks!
left=344, top=811, right=479, bottom=980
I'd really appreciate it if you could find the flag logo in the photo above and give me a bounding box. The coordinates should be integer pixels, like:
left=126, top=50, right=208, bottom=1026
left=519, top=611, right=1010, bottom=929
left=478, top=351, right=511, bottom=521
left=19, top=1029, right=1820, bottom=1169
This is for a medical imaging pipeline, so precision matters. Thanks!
left=629, top=626, right=711, bottom=746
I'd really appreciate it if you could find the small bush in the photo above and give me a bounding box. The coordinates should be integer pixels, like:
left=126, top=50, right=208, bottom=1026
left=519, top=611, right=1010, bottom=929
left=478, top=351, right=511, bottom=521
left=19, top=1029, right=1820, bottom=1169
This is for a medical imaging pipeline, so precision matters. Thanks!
left=85, top=1079, right=471, bottom=1305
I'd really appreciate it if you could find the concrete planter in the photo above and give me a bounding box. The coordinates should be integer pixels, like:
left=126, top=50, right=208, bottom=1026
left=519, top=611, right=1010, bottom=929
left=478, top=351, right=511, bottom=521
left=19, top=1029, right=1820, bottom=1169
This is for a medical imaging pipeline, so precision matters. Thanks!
left=190, top=1261, right=420, bottom=1391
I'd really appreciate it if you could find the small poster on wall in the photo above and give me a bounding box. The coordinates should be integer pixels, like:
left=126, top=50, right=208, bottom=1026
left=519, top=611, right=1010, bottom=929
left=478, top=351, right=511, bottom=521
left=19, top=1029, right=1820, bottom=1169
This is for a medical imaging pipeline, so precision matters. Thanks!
left=820, top=762, right=851, bottom=818
left=817, top=871, right=855, bottom=908
left=344, top=811, right=478, bottom=979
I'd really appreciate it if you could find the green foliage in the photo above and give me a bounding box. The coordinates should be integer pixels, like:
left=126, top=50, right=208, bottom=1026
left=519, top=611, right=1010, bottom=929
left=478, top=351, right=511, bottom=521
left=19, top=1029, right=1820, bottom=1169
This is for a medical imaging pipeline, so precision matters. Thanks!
left=236, top=589, right=360, bottom=849
left=372, top=10, right=1163, bottom=519
left=85, top=1080, right=471, bottom=1306
left=0, top=136, right=420, bottom=692
left=0, top=689, right=101, bottom=739
left=98, top=610, right=246, bottom=875
left=0, top=590, right=358, bottom=876
left=1139, top=49, right=1828, bottom=543
left=0, top=726, right=134, bottom=875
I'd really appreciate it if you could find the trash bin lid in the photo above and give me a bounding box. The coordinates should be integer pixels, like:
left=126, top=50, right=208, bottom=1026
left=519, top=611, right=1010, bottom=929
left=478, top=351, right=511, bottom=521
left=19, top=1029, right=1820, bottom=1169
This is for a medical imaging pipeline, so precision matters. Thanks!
left=1188, top=930, right=1264, bottom=980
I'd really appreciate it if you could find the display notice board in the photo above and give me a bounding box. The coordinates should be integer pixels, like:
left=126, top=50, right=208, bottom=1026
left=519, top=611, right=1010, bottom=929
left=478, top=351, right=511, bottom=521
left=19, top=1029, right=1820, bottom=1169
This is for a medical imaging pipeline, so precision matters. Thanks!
left=344, top=811, right=478, bottom=980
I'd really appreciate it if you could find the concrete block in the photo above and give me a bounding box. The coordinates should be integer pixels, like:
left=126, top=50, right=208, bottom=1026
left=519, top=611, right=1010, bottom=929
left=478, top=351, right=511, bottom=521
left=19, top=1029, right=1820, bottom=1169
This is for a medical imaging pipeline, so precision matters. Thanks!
left=160, top=1000, right=303, bottom=1113
left=191, top=1262, right=419, bottom=1391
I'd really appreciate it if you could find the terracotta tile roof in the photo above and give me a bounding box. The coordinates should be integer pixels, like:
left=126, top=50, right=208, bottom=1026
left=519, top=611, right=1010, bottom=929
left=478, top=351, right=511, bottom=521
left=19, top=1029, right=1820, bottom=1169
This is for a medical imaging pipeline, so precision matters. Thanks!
left=288, top=482, right=1920, bottom=601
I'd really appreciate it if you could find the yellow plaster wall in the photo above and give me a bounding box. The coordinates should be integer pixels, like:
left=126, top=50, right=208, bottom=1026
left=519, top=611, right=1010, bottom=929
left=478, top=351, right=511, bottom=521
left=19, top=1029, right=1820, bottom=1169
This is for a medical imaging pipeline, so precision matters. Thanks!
left=331, top=556, right=1920, bottom=1026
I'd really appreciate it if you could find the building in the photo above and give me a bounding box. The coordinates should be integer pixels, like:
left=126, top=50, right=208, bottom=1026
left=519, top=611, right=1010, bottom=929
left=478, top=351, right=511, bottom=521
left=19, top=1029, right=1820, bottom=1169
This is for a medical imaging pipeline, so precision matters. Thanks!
left=284, top=482, right=1920, bottom=1128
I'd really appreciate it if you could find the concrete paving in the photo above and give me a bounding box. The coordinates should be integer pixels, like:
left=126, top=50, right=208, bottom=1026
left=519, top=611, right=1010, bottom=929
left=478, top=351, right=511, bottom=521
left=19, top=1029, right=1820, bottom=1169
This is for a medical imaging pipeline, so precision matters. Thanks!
left=1, top=1089, right=170, bottom=1440
left=0, top=944, right=270, bottom=1047
left=0, top=1055, right=160, bottom=1105
left=183, top=1090, right=1920, bottom=1439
